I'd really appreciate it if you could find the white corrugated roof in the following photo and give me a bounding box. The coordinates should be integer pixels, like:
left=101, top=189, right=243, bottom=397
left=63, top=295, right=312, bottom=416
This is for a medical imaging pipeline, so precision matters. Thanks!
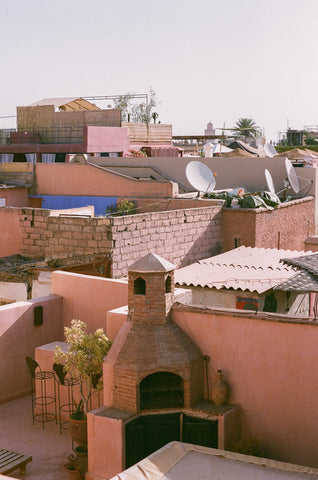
left=174, top=246, right=312, bottom=294
left=28, top=97, right=80, bottom=108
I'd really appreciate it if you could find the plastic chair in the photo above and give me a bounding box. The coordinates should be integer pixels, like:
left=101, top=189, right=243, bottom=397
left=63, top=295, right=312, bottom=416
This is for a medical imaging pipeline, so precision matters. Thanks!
left=53, top=363, right=79, bottom=433
left=25, top=356, right=57, bottom=428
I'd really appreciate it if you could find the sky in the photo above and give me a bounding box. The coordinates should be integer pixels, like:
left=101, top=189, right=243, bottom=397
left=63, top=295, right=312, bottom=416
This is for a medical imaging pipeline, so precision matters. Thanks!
left=1, top=0, right=318, bottom=142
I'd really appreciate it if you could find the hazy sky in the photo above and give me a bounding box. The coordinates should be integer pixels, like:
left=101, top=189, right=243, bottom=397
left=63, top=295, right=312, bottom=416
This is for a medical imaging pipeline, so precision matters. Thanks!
left=1, top=0, right=318, bottom=142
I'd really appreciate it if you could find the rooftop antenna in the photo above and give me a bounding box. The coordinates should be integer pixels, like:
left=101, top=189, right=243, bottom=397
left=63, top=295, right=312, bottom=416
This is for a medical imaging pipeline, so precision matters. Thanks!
left=185, top=161, right=216, bottom=196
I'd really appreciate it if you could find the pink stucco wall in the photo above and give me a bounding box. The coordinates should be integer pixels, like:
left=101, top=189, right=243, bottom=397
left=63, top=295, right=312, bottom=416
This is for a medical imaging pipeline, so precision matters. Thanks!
left=34, top=163, right=175, bottom=198
left=0, top=295, right=63, bottom=403
left=172, top=304, right=318, bottom=468
left=85, top=126, right=130, bottom=155
left=0, top=208, right=22, bottom=257
left=52, top=271, right=128, bottom=333
left=87, top=413, right=124, bottom=480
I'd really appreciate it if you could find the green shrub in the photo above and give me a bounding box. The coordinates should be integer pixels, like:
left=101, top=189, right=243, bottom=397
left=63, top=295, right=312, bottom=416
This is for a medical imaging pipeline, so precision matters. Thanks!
left=105, top=200, right=136, bottom=217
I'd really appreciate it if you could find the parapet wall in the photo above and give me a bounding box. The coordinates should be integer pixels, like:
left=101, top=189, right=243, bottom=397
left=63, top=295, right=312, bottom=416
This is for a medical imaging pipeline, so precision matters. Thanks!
left=222, top=197, right=314, bottom=252
left=18, top=208, right=113, bottom=260
left=10, top=204, right=223, bottom=278
left=111, top=205, right=222, bottom=277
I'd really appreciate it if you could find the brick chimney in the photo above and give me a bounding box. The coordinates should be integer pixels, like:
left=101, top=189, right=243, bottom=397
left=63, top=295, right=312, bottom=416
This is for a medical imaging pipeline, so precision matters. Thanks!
left=108, top=252, right=204, bottom=413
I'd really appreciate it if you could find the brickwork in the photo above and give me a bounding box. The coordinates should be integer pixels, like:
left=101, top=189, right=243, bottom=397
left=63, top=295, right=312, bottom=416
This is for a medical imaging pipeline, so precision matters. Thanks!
left=128, top=271, right=175, bottom=323
left=14, top=204, right=222, bottom=277
left=111, top=206, right=223, bottom=278
left=110, top=265, right=204, bottom=413
left=18, top=208, right=113, bottom=260
left=222, top=197, right=314, bottom=252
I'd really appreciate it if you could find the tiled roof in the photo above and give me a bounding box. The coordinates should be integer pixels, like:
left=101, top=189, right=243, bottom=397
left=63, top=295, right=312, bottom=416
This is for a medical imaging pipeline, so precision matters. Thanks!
left=274, top=252, right=318, bottom=292
left=174, top=246, right=311, bottom=294
left=274, top=270, right=318, bottom=292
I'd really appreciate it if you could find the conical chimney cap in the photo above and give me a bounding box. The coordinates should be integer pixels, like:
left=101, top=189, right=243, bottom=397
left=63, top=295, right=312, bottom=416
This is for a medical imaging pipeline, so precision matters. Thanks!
left=128, top=252, right=175, bottom=273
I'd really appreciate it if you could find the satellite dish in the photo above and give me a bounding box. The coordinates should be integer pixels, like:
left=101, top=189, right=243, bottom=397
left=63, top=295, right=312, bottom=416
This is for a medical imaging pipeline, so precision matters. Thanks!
left=285, top=158, right=300, bottom=193
left=185, top=161, right=216, bottom=193
left=265, top=169, right=276, bottom=194
left=264, top=143, right=278, bottom=158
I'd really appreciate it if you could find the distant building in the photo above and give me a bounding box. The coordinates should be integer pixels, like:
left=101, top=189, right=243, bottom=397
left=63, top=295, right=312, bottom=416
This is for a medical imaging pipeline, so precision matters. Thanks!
left=204, top=121, right=215, bottom=137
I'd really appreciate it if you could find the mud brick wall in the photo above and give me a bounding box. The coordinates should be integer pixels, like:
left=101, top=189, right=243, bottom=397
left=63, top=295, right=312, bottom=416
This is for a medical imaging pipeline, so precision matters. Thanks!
left=45, top=216, right=112, bottom=259
left=222, top=197, right=314, bottom=252
left=111, top=205, right=223, bottom=278
left=17, top=205, right=222, bottom=276
left=18, top=208, right=113, bottom=259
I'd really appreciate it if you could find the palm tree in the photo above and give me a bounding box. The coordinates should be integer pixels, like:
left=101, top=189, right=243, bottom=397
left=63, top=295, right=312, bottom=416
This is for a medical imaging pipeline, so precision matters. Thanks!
left=232, top=118, right=259, bottom=141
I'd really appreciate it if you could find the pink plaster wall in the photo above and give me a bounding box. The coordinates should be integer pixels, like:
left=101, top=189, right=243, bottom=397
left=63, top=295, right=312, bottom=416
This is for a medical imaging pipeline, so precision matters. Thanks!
left=172, top=305, right=318, bottom=468
left=52, top=271, right=128, bottom=333
left=34, top=164, right=175, bottom=198
left=87, top=413, right=124, bottom=480
left=0, top=188, right=29, bottom=207
left=84, top=126, right=129, bottom=155
left=0, top=208, right=22, bottom=256
left=0, top=295, right=63, bottom=403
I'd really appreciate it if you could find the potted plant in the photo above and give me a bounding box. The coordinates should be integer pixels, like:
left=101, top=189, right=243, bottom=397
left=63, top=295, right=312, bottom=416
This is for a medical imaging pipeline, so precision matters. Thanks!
left=55, top=319, right=112, bottom=445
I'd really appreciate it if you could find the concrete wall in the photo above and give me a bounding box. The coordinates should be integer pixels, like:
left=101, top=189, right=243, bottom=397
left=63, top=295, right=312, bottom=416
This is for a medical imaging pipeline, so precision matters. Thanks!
left=0, top=208, right=23, bottom=257
left=0, top=188, right=30, bottom=207
left=33, top=163, right=176, bottom=198
left=52, top=271, right=128, bottom=333
left=185, top=287, right=307, bottom=315
left=0, top=295, right=63, bottom=403
left=222, top=197, right=314, bottom=252
left=94, top=155, right=318, bottom=196
left=173, top=304, right=318, bottom=468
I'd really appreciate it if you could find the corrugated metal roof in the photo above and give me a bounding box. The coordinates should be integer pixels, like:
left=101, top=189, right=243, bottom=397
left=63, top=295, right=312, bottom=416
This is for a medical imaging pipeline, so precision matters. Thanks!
left=28, top=97, right=100, bottom=111
left=174, top=246, right=311, bottom=294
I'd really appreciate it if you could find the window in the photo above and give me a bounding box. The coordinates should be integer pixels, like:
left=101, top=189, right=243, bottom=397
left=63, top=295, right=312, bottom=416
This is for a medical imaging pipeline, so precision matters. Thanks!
left=134, top=277, right=146, bottom=295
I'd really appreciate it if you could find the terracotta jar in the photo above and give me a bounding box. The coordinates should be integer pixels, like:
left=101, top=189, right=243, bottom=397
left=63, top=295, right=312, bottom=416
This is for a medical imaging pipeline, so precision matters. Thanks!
left=211, top=370, right=229, bottom=406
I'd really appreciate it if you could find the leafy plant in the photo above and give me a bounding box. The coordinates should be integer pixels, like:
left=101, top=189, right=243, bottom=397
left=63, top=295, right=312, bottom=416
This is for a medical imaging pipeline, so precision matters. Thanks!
left=55, top=320, right=112, bottom=418
left=113, top=88, right=160, bottom=124
left=105, top=200, right=136, bottom=217
left=232, top=118, right=259, bottom=140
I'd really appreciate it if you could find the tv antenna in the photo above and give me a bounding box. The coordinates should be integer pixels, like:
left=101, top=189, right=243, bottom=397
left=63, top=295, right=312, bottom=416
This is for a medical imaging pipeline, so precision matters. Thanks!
left=185, top=161, right=216, bottom=195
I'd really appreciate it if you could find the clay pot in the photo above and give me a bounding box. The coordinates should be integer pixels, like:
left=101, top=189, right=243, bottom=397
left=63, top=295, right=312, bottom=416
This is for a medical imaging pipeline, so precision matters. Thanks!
left=69, top=417, right=87, bottom=446
left=211, top=370, right=229, bottom=406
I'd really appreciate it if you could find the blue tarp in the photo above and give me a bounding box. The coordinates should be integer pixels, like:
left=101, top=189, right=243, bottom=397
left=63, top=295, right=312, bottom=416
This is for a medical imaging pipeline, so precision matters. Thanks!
left=30, top=195, right=117, bottom=216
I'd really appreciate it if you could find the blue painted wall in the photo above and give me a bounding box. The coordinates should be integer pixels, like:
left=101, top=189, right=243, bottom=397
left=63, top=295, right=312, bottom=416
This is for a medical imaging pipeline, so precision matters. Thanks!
left=30, top=196, right=117, bottom=216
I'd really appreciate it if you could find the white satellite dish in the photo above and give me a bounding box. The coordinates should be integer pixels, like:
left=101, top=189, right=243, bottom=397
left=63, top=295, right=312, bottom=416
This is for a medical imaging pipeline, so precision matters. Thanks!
left=264, top=143, right=278, bottom=158
left=285, top=158, right=300, bottom=193
left=265, top=169, right=276, bottom=194
left=185, top=161, right=216, bottom=193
